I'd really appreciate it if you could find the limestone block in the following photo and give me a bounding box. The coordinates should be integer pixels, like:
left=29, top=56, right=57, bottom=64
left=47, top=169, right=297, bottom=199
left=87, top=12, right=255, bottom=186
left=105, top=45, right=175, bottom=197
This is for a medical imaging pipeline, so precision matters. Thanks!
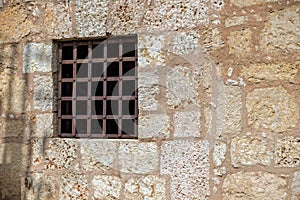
left=124, top=175, right=166, bottom=200
left=231, top=136, right=274, bottom=167
left=230, top=0, right=277, bottom=7
left=201, top=28, right=224, bottom=52
left=291, top=171, right=300, bottom=200
left=31, top=138, right=44, bottom=167
left=241, top=62, right=299, bottom=83
left=92, top=175, right=121, bottom=200
left=170, top=31, right=200, bottom=55
left=139, top=114, right=170, bottom=139
left=33, top=75, right=53, bottom=111
left=223, top=172, right=287, bottom=199
left=246, top=86, right=299, bottom=133
left=275, top=136, right=300, bottom=167
left=23, top=43, right=52, bottom=73
left=1, top=119, right=24, bottom=137
left=228, top=29, right=252, bottom=56
left=80, top=140, right=118, bottom=171
left=118, top=141, right=159, bottom=173
left=60, top=173, right=88, bottom=200
left=260, top=6, right=300, bottom=53
left=35, top=113, right=53, bottom=137
left=0, top=44, right=20, bottom=69
left=0, top=143, right=28, bottom=169
left=161, top=140, right=210, bottom=199
left=44, top=138, right=78, bottom=170
left=174, top=109, right=201, bottom=137
left=225, top=16, right=248, bottom=27
left=213, top=141, right=226, bottom=166
left=210, top=0, right=225, bottom=10
left=75, top=0, right=108, bottom=37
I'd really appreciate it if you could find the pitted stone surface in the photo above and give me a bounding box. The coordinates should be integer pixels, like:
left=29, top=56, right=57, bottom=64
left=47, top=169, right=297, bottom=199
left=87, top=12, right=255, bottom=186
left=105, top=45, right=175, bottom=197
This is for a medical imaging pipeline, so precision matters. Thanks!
left=35, top=113, right=53, bottom=137
left=231, top=136, right=274, bottom=167
left=31, top=138, right=44, bottom=166
left=60, top=173, right=88, bottom=200
left=174, top=109, right=201, bottom=137
left=291, top=171, right=300, bottom=200
left=139, top=114, right=170, bottom=139
left=275, top=136, right=300, bottom=167
left=80, top=140, right=118, bottom=171
left=92, top=175, right=121, bottom=200
left=261, top=6, right=300, bottom=53
left=225, top=16, right=248, bottom=27
left=210, top=0, right=224, bottom=10
left=33, top=75, right=53, bottom=111
left=241, top=62, right=299, bottom=83
left=201, top=28, right=224, bottom=52
left=118, top=142, right=159, bottom=174
left=75, top=0, right=108, bottom=37
left=170, top=31, right=200, bottom=55
left=161, top=140, right=210, bottom=199
left=223, top=172, right=287, bottom=199
left=44, top=139, right=78, bottom=170
left=23, top=43, right=52, bottom=73
left=228, top=29, right=252, bottom=56
left=230, top=0, right=277, bottom=7
left=213, top=141, right=226, bottom=167
left=124, top=175, right=166, bottom=200
left=246, top=86, right=299, bottom=132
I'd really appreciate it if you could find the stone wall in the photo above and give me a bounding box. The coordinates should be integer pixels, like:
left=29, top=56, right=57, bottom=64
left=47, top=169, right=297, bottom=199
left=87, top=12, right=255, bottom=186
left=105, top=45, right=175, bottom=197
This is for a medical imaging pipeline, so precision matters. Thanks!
left=0, top=0, right=299, bottom=199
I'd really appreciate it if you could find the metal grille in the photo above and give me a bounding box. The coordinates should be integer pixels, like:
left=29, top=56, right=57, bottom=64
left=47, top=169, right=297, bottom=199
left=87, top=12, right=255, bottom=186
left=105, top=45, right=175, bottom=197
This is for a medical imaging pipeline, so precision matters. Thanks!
left=58, top=35, right=138, bottom=138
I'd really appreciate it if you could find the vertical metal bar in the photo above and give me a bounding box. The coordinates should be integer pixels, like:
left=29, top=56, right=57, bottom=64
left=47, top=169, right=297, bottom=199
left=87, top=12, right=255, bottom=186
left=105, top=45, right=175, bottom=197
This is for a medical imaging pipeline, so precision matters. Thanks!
left=135, top=37, right=138, bottom=137
left=58, top=44, right=62, bottom=136
left=103, top=41, right=107, bottom=137
left=87, top=41, right=92, bottom=138
left=118, top=39, right=122, bottom=136
left=72, top=42, right=77, bottom=137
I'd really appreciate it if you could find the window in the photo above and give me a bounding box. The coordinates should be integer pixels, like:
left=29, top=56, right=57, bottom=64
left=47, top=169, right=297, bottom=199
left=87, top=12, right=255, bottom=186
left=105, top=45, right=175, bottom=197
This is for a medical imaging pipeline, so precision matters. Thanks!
left=57, top=35, right=138, bottom=138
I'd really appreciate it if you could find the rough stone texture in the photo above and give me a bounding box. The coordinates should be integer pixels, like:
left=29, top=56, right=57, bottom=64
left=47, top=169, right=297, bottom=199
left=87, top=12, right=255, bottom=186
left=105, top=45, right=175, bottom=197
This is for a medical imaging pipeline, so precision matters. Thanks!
left=213, top=141, right=226, bottom=167
left=231, top=136, right=274, bottom=167
left=261, top=6, right=300, bottom=53
left=23, top=43, right=52, bottom=73
left=241, top=62, right=300, bottom=83
left=80, top=140, right=118, bottom=171
left=170, top=31, right=200, bottom=55
left=161, top=140, right=210, bottom=199
left=118, top=142, right=159, bottom=174
left=60, top=173, right=88, bottom=200
left=275, top=136, right=300, bottom=167
left=75, top=0, right=108, bottom=37
left=92, top=175, right=121, bottom=200
left=246, top=86, right=299, bottom=133
left=33, top=75, right=53, bottom=111
left=44, top=139, right=78, bottom=170
left=291, top=171, right=300, bottom=200
left=31, top=138, right=44, bottom=167
left=139, top=114, right=170, bottom=139
left=124, top=175, right=166, bottom=200
left=228, top=29, right=252, bottom=56
left=1, top=119, right=24, bottom=137
left=174, top=109, right=201, bottom=137
left=225, top=16, right=248, bottom=27
left=201, top=28, right=224, bottom=52
left=35, top=113, right=53, bottom=137
left=223, top=172, right=288, bottom=199
left=230, top=0, right=277, bottom=7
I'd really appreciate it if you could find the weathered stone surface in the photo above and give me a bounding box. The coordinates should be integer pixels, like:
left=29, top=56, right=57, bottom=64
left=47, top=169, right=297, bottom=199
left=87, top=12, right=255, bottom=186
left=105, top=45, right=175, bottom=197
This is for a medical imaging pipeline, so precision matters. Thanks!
left=92, top=175, right=121, bottom=200
left=124, top=175, right=166, bottom=200
left=139, top=114, right=170, bottom=139
left=201, top=28, right=224, bottom=52
left=33, top=75, right=53, bottom=111
left=228, top=29, right=252, bottom=56
left=261, top=6, right=300, bottom=53
left=174, top=109, right=201, bottom=137
left=31, top=138, right=44, bottom=167
left=210, top=0, right=225, bottom=10
left=118, top=141, right=159, bottom=173
left=35, top=113, right=53, bottom=137
left=161, top=140, right=210, bottom=199
left=241, top=62, right=299, bottom=83
left=138, top=34, right=165, bottom=67
left=231, top=136, right=274, bottom=167
left=80, top=140, right=118, bottom=171
left=1, top=119, right=24, bottom=137
left=75, top=0, right=108, bottom=37
left=170, top=31, right=200, bottom=55
left=44, top=139, right=78, bottom=170
left=230, top=0, right=277, bottom=7
left=275, top=136, right=300, bottom=167
left=291, top=171, right=300, bottom=200
left=213, top=141, right=226, bottom=167
left=223, top=172, right=287, bottom=199
left=225, top=16, right=248, bottom=27
left=246, top=86, right=299, bottom=133
left=60, top=173, right=88, bottom=200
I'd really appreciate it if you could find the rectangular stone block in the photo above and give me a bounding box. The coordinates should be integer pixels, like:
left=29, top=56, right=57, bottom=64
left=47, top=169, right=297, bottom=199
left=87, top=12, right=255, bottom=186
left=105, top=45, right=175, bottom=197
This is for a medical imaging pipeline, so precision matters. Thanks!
left=275, top=136, right=300, bottom=167
left=33, top=75, right=53, bottom=111
left=138, top=114, right=170, bottom=139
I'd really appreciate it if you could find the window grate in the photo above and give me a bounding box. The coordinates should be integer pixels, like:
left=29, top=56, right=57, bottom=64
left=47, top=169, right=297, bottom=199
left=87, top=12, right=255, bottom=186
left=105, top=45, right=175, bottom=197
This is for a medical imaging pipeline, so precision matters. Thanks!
left=58, top=36, right=138, bottom=138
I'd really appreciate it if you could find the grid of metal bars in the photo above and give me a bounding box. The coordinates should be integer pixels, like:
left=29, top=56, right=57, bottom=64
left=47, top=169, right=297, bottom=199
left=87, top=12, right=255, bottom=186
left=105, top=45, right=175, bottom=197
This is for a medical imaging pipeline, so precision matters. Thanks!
left=58, top=35, right=138, bottom=138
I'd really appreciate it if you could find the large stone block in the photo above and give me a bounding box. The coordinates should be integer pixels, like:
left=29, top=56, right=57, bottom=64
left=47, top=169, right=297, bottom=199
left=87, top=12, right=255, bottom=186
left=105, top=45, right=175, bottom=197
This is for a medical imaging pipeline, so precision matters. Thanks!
left=161, top=140, right=210, bottom=199
left=246, top=86, right=299, bottom=133
left=225, top=16, right=248, bottom=27
left=139, top=114, right=170, bottom=139
left=35, top=113, right=53, bottom=137
left=92, top=175, right=121, bottom=200
left=223, top=172, right=287, bottom=199
left=118, top=141, right=159, bottom=174
left=228, top=29, right=252, bottom=56
left=275, top=136, right=300, bottom=167
left=31, top=138, right=44, bottom=167
left=174, top=109, right=201, bottom=137
left=60, top=173, right=89, bottom=200
left=291, top=171, right=300, bottom=200
left=33, top=75, right=53, bottom=111
left=169, top=31, right=200, bottom=55
left=230, top=0, right=277, bottom=7
left=213, top=141, right=226, bottom=167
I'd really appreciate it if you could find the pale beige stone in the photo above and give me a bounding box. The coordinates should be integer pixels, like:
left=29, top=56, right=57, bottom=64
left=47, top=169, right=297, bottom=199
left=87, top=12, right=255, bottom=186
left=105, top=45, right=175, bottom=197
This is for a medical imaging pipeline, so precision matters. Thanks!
left=60, top=173, right=88, bottom=200
left=291, top=171, right=300, bottom=200
left=275, top=136, right=300, bottom=167
left=230, top=0, right=277, bottom=7
left=35, top=113, right=53, bottom=137
left=92, top=175, right=121, bottom=200
left=201, top=28, right=225, bottom=52
left=174, top=109, right=201, bottom=137
left=1, top=119, right=24, bottom=137
left=118, top=141, right=159, bottom=174
left=246, top=86, right=299, bottom=133
left=228, top=29, right=252, bottom=55
left=241, top=62, right=299, bottom=83
left=210, top=0, right=225, bottom=10
left=213, top=141, right=226, bottom=167
left=33, top=75, right=53, bottom=111
left=231, top=136, right=274, bottom=167
left=139, top=114, right=170, bottom=139
left=170, top=31, right=200, bottom=55
left=31, top=138, right=44, bottom=167
left=223, top=172, right=288, bottom=199
left=225, top=16, right=248, bottom=27
left=124, top=175, right=166, bottom=200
